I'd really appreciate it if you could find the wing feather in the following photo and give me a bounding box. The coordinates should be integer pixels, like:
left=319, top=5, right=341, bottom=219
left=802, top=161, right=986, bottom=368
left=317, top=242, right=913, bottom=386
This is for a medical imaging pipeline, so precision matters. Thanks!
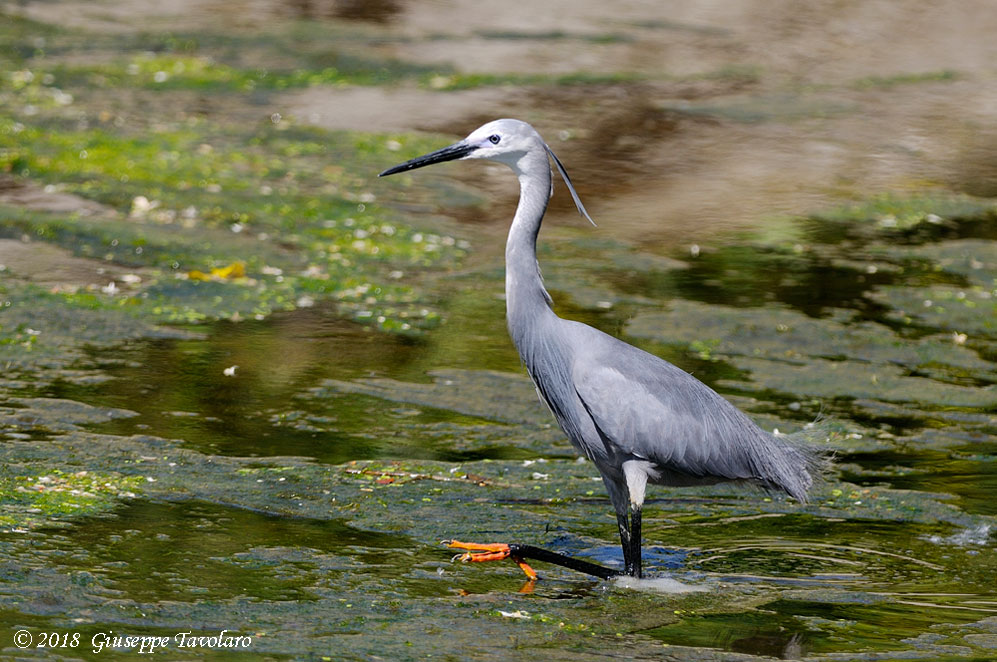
left=571, top=338, right=774, bottom=483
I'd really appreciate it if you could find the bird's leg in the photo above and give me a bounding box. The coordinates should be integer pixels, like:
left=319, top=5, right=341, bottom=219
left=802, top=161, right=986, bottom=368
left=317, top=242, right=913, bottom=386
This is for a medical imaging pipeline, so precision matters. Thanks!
left=629, top=504, right=643, bottom=578
left=443, top=540, right=539, bottom=580
left=616, top=511, right=634, bottom=574
left=620, top=460, right=648, bottom=578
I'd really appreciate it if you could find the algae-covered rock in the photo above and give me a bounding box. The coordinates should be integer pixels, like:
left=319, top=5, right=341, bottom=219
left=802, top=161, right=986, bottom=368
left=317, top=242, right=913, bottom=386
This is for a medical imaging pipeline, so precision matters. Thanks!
left=626, top=299, right=997, bottom=407
left=869, top=284, right=997, bottom=337
left=627, top=299, right=994, bottom=376
left=314, top=369, right=550, bottom=426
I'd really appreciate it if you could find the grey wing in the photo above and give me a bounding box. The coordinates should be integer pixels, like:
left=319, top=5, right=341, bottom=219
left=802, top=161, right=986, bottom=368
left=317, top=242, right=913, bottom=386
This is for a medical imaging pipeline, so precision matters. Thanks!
left=572, top=342, right=775, bottom=484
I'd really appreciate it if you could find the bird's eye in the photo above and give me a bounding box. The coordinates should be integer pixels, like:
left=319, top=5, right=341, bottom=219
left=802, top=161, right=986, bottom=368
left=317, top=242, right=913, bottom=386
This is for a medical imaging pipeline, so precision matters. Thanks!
left=488, top=134, right=501, bottom=145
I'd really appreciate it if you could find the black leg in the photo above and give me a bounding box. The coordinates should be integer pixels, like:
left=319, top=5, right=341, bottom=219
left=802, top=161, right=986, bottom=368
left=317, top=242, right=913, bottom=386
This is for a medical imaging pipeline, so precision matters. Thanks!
left=629, top=506, right=642, bottom=578
left=618, top=508, right=643, bottom=577
left=616, top=511, right=633, bottom=574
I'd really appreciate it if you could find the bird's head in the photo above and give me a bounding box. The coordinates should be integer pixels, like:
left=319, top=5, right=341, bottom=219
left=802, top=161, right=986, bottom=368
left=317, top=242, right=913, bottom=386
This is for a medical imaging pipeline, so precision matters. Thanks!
left=379, top=118, right=594, bottom=225
left=378, top=119, right=541, bottom=175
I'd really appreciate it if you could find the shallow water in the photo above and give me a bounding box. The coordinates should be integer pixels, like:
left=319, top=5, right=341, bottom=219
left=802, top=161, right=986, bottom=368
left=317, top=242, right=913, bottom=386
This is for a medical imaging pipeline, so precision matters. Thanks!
left=2, top=2, right=997, bottom=660
left=4, top=211, right=997, bottom=660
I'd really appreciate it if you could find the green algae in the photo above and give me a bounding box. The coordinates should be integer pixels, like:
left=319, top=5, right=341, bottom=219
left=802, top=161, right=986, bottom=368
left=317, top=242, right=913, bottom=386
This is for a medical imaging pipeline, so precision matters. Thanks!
left=0, top=15, right=469, bottom=337
left=421, top=71, right=646, bottom=91
left=0, top=14, right=722, bottom=109
left=806, top=193, right=997, bottom=237
left=903, top=239, right=997, bottom=289
left=1, top=423, right=993, bottom=659
left=0, top=112, right=460, bottom=334
left=32, top=53, right=643, bottom=94
left=0, top=14, right=442, bottom=91
left=870, top=285, right=997, bottom=338
left=625, top=300, right=997, bottom=411
left=0, top=278, right=199, bottom=381
left=316, top=369, right=551, bottom=426
left=852, top=69, right=959, bottom=90
left=1, top=299, right=995, bottom=662
left=0, top=468, right=142, bottom=530
left=5, top=186, right=997, bottom=660
left=48, top=52, right=429, bottom=92
left=1, top=6, right=997, bottom=662
left=627, top=300, right=994, bottom=377
left=1, top=396, right=137, bottom=435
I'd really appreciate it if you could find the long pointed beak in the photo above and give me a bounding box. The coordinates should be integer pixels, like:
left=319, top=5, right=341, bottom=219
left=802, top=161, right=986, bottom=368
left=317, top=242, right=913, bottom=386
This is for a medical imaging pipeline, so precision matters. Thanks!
left=378, top=141, right=477, bottom=177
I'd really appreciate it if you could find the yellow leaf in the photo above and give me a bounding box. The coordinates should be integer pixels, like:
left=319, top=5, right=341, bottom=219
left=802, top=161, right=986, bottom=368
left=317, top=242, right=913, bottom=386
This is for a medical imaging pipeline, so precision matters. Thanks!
left=211, top=261, right=246, bottom=279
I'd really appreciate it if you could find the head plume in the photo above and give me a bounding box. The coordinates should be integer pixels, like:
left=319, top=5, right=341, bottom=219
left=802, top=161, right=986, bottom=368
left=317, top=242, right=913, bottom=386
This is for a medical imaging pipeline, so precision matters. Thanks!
left=545, top=144, right=596, bottom=226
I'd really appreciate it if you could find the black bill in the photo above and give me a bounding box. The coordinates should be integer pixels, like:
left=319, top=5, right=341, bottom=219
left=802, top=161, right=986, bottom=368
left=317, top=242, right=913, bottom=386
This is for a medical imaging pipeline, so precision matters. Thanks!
left=378, top=141, right=476, bottom=177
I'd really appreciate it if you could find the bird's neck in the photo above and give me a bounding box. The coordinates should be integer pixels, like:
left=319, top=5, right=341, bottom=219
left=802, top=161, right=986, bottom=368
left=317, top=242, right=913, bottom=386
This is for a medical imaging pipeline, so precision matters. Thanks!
left=505, top=154, right=555, bottom=351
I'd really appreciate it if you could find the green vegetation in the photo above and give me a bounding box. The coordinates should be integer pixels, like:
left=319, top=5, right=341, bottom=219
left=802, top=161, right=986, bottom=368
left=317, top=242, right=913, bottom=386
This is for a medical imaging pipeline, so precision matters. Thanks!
left=421, top=71, right=645, bottom=91
left=0, top=468, right=143, bottom=530
left=810, top=192, right=995, bottom=231
left=475, top=29, right=634, bottom=44
left=853, top=69, right=958, bottom=89
left=0, top=29, right=468, bottom=332
left=48, top=53, right=428, bottom=92
left=1, top=8, right=997, bottom=662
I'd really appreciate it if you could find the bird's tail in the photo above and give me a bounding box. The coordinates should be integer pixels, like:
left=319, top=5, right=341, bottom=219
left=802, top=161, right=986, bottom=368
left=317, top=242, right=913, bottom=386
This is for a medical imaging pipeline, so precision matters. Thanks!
left=759, top=420, right=835, bottom=504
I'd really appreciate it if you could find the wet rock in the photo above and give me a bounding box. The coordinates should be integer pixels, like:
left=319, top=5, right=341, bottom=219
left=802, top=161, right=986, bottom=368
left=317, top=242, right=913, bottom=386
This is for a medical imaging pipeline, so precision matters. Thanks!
left=3, top=397, right=138, bottom=433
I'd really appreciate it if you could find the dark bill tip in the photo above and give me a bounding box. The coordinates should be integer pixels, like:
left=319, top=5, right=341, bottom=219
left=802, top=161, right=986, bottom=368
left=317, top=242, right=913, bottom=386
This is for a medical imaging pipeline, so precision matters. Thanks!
left=378, top=141, right=476, bottom=177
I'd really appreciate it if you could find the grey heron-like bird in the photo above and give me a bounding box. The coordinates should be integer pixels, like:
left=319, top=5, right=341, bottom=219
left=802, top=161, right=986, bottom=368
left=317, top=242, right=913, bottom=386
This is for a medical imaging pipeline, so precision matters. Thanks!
left=380, top=119, right=823, bottom=578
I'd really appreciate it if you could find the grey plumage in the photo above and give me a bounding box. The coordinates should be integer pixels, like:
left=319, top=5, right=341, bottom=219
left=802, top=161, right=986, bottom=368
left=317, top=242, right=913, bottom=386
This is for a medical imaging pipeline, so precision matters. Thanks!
left=380, top=118, right=825, bottom=577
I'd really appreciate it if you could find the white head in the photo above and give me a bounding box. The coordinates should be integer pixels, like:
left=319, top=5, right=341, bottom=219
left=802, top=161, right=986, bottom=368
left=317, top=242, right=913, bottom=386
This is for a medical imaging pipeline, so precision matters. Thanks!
left=380, top=118, right=594, bottom=224
left=461, top=118, right=547, bottom=168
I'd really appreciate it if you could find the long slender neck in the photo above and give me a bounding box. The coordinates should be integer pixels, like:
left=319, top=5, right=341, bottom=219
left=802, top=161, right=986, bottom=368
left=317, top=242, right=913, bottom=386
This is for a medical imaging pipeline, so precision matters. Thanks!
left=505, top=150, right=555, bottom=351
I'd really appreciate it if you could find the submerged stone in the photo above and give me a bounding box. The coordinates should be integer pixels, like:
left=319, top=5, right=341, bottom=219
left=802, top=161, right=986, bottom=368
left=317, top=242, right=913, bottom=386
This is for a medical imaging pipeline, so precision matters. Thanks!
left=314, top=369, right=550, bottom=426
left=626, top=299, right=994, bottom=377
left=725, top=355, right=997, bottom=408
left=869, top=284, right=997, bottom=337
left=897, top=238, right=997, bottom=289
left=626, top=299, right=997, bottom=408
left=2, top=397, right=137, bottom=434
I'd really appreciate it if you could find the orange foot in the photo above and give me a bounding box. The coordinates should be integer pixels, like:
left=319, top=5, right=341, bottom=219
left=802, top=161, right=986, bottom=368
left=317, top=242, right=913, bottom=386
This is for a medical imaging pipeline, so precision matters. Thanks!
left=443, top=540, right=538, bottom=581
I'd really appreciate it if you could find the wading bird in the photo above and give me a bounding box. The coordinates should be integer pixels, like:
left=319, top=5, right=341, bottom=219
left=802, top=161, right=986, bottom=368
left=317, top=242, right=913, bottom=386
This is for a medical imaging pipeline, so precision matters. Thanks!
left=380, top=119, right=823, bottom=578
